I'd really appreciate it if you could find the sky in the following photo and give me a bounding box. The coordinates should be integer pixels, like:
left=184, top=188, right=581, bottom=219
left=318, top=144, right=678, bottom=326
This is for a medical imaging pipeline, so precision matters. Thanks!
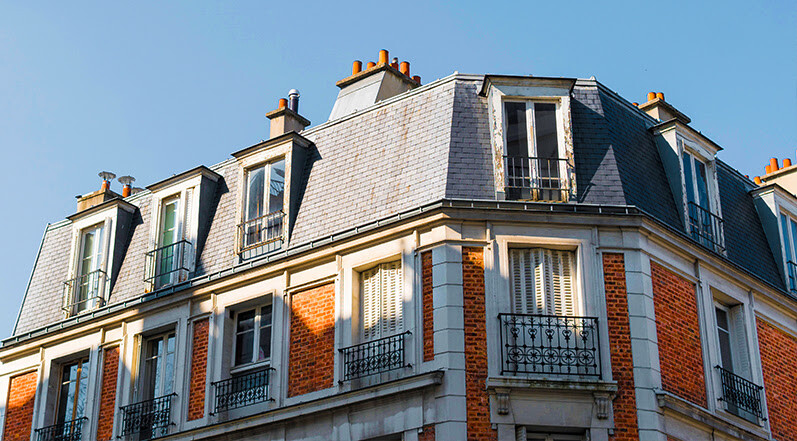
left=0, top=1, right=795, bottom=337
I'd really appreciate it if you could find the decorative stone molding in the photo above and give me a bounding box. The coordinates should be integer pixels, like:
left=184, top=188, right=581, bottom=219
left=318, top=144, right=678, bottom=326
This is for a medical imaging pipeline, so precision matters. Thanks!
left=495, top=387, right=511, bottom=415
left=593, top=392, right=613, bottom=420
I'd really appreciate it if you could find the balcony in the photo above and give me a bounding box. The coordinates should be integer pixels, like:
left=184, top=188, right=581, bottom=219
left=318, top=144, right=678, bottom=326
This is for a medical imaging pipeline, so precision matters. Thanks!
left=34, top=417, right=87, bottom=441
left=499, top=313, right=601, bottom=377
left=119, top=394, right=176, bottom=440
left=503, top=156, right=573, bottom=202
left=211, top=367, right=273, bottom=414
left=62, top=270, right=107, bottom=317
left=787, top=261, right=797, bottom=295
left=144, top=240, right=192, bottom=290
left=687, top=202, right=725, bottom=253
left=716, top=365, right=765, bottom=421
left=340, top=331, right=411, bottom=381
left=237, top=210, right=285, bottom=260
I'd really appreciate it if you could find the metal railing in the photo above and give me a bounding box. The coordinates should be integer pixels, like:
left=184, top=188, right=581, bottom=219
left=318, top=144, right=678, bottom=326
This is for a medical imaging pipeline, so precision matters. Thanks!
left=340, top=331, right=410, bottom=381
left=119, top=393, right=176, bottom=439
left=687, top=202, right=725, bottom=253
left=34, top=417, right=87, bottom=441
left=211, top=367, right=273, bottom=414
left=63, top=270, right=107, bottom=316
left=716, top=365, right=765, bottom=420
left=144, top=240, right=192, bottom=289
left=237, top=210, right=285, bottom=257
left=787, top=261, right=797, bottom=295
left=503, top=156, right=573, bottom=201
left=499, top=313, right=601, bottom=377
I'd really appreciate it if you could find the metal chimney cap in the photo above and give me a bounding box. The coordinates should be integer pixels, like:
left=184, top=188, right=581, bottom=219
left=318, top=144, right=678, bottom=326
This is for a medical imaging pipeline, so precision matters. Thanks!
left=98, top=171, right=116, bottom=181
left=288, top=89, right=300, bottom=97
left=118, top=175, right=136, bottom=186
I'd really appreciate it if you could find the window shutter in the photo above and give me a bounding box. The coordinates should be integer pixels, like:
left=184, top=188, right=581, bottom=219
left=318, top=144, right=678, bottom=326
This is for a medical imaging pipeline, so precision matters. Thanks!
left=550, top=250, right=575, bottom=316
left=515, top=426, right=527, bottom=441
left=182, top=188, right=194, bottom=276
left=362, top=266, right=380, bottom=341
left=533, top=249, right=546, bottom=314
left=512, top=248, right=576, bottom=316
left=510, top=249, right=536, bottom=314
left=729, top=306, right=751, bottom=378
left=381, top=260, right=403, bottom=336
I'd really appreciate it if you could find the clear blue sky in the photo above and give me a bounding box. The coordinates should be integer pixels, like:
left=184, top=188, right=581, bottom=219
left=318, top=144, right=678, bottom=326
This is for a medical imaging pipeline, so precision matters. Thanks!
left=1, top=1, right=795, bottom=337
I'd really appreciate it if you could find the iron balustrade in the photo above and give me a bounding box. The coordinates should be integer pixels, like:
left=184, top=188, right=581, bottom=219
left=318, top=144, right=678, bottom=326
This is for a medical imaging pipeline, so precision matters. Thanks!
left=503, top=156, right=573, bottom=201
left=499, top=313, right=601, bottom=377
left=144, top=240, right=192, bottom=289
left=687, top=202, right=725, bottom=253
left=716, top=365, right=765, bottom=420
left=63, top=269, right=107, bottom=316
left=788, top=261, right=797, bottom=295
left=237, top=210, right=285, bottom=257
left=340, top=331, right=410, bottom=381
left=34, top=417, right=87, bottom=441
left=211, top=367, right=273, bottom=413
left=119, top=393, right=176, bottom=439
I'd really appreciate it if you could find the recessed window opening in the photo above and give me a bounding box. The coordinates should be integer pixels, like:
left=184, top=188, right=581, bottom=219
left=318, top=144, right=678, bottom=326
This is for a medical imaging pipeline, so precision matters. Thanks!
left=233, top=302, right=273, bottom=368
left=240, top=159, right=286, bottom=256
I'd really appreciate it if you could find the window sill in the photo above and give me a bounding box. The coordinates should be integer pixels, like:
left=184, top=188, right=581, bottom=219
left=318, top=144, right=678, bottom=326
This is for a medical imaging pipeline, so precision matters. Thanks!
left=656, top=391, right=768, bottom=441
left=486, top=376, right=617, bottom=394
left=230, top=360, right=271, bottom=376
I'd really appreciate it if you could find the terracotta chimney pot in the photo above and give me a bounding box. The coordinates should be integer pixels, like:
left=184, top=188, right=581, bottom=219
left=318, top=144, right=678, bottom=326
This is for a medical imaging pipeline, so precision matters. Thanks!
left=766, top=165, right=773, bottom=174
left=278, top=98, right=288, bottom=109
left=770, top=157, right=779, bottom=171
left=399, top=61, right=410, bottom=77
left=754, top=176, right=762, bottom=184
left=647, top=92, right=656, bottom=101
left=656, top=92, right=665, bottom=100
left=632, top=102, right=639, bottom=107
left=378, top=49, right=389, bottom=66
left=784, top=158, right=792, bottom=168
left=412, top=75, right=421, bottom=84
left=366, top=61, right=376, bottom=69
left=352, top=60, right=362, bottom=75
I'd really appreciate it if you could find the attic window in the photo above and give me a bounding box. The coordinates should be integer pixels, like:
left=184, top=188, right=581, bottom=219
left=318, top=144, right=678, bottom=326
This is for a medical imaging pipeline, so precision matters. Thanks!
left=681, top=149, right=724, bottom=253
left=239, top=159, right=286, bottom=259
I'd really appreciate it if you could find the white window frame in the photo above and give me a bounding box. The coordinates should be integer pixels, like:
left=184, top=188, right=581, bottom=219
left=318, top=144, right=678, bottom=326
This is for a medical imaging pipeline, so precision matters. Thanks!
left=778, top=211, right=797, bottom=292
left=678, top=139, right=722, bottom=219
left=137, top=331, right=177, bottom=401
left=65, top=209, right=116, bottom=317
left=502, top=99, right=567, bottom=160
left=147, top=183, right=199, bottom=290
left=360, top=260, right=404, bottom=342
left=230, top=301, right=273, bottom=373
left=508, top=247, right=579, bottom=317
left=243, top=159, right=286, bottom=223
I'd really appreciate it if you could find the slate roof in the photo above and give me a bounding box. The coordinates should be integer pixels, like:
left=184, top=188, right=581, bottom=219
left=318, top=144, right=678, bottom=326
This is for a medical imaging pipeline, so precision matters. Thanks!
left=10, top=73, right=790, bottom=337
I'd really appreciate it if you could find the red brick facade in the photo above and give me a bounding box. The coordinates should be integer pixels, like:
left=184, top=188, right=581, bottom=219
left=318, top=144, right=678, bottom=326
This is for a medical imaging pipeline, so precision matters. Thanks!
left=2, top=371, right=37, bottom=441
left=418, top=424, right=436, bottom=441
left=756, top=318, right=797, bottom=440
left=602, top=253, right=639, bottom=441
left=187, top=318, right=210, bottom=421
left=651, top=262, right=707, bottom=407
left=288, top=282, right=336, bottom=397
left=462, top=247, right=496, bottom=441
left=422, top=251, right=434, bottom=362
left=96, top=346, right=119, bottom=440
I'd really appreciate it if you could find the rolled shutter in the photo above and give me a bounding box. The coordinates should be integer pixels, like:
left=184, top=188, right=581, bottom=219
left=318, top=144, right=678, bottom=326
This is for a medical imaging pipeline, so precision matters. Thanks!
left=381, top=260, right=403, bottom=336
left=362, top=266, right=380, bottom=341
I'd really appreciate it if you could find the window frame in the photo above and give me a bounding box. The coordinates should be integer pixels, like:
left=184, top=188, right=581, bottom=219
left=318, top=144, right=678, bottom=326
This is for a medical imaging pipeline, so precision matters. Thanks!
left=54, top=356, right=90, bottom=426
left=243, top=158, right=286, bottom=223
left=779, top=211, right=797, bottom=292
left=508, top=247, right=580, bottom=317
left=153, top=193, right=184, bottom=289
left=138, top=331, right=177, bottom=401
left=230, top=302, right=273, bottom=373
left=359, top=260, right=404, bottom=343
left=502, top=98, right=567, bottom=160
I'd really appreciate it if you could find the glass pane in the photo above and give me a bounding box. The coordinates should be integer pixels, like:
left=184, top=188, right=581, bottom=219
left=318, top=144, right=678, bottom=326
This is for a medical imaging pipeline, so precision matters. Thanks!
left=160, top=200, right=179, bottom=246
left=533, top=103, right=559, bottom=160
left=75, top=361, right=89, bottom=418
left=782, top=214, right=792, bottom=261
left=504, top=102, right=529, bottom=158
left=694, top=158, right=709, bottom=209
left=790, top=219, right=797, bottom=264
left=246, top=166, right=265, bottom=221
left=164, top=335, right=175, bottom=395
left=683, top=153, right=696, bottom=204
left=269, top=160, right=285, bottom=214
left=258, top=325, right=271, bottom=361
left=261, top=304, right=272, bottom=327
left=237, top=310, right=255, bottom=333
left=235, top=330, right=254, bottom=365
left=716, top=308, right=734, bottom=371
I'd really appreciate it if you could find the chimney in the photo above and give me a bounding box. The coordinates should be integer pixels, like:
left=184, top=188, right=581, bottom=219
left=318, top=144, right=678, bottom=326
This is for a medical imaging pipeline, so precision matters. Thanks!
left=759, top=153, right=797, bottom=194
left=329, top=49, right=421, bottom=120
left=76, top=171, right=121, bottom=212
left=266, top=91, right=311, bottom=139
left=118, top=175, right=136, bottom=197
left=638, top=91, right=691, bottom=124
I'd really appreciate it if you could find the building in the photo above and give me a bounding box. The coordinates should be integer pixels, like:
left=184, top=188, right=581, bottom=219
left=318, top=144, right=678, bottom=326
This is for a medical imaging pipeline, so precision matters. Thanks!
left=1, top=49, right=796, bottom=441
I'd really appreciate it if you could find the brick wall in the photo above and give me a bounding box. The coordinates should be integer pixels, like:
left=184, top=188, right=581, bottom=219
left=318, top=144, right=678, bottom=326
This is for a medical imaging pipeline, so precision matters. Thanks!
left=96, top=346, right=119, bottom=440
left=418, top=424, right=436, bottom=441
left=422, top=251, right=434, bottom=362
left=187, top=318, right=210, bottom=421
left=756, top=318, right=797, bottom=440
left=602, top=253, right=639, bottom=441
left=462, top=247, right=496, bottom=441
left=2, top=371, right=37, bottom=441
left=288, top=282, right=336, bottom=397
left=651, top=262, right=707, bottom=407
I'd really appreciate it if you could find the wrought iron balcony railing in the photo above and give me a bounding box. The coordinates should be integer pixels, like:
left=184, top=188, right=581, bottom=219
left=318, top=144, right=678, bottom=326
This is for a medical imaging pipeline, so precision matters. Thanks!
left=34, top=417, right=87, bottom=441
left=237, top=210, right=285, bottom=258
left=503, top=156, right=573, bottom=202
left=63, top=269, right=107, bottom=317
left=119, top=393, right=176, bottom=439
left=687, top=202, right=725, bottom=253
left=144, top=240, right=192, bottom=290
left=211, top=367, right=273, bottom=414
left=716, top=365, right=765, bottom=420
left=499, top=313, right=601, bottom=377
left=340, top=331, right=411, bottom=381
left=787, top=261, right=797, bottom=295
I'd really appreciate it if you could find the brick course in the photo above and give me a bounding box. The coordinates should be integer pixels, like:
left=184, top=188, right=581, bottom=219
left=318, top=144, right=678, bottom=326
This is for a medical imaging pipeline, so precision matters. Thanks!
left=2, top=371, right=37, bottom=441
left=96, top=346, right=120, bottom=440
left=602, top=253, right=639, bottom=441
left=187, top=318, right=210, bottom=421
left=756, top=318, right=797, bottom=440
left=288, top=282, right=336, bottom=397
left=422, top=251, right=434, bottom=362
left=651, top=262, right=707, bottom=407
left=462, top=247, right=496, bottom=441
left=418, top=424, right=436, bottom=441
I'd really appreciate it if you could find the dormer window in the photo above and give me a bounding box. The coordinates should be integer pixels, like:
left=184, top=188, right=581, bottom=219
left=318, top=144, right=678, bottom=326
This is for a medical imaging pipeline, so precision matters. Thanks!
left=66, top=223, right=107, bottom=315
left=239, top=159, right=285, bottom=259
left=149, top=194, right=190, bottom=289
left=779, top=213, right=797, bottom=294
left=681, top=148, right=724, bottom=253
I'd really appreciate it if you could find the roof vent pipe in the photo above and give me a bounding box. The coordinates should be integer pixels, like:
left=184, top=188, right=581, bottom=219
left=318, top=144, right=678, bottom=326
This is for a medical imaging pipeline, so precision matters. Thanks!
left=118, top=175, right=136, bottom=198
left=99, top=171, right=116, bottom=192
left=288, top=89, right=300, bottom=113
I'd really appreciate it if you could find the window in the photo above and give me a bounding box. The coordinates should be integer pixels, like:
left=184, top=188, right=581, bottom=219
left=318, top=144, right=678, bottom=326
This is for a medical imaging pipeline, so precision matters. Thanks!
left=68, top=223, right=106, bottom=315
left=55, top=358, right=89, bottom=426
left=155, top=195, right=182, bottom=288
left=713, top=302, right=762, bottom=421
left=503, top=101, right=569, bottom=201
left=240, top=159, right=286, bottom=255
left=233, top=304, right=273, bottom=367
left=682, top=151, right=724, bottom=252
left=509, top=248, right=576, bottom=316
left=361, top=261, right=403, bottom=341
left=780, top=213, right=797, bottom=293
left=140, top=333, right=176, bottom=401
